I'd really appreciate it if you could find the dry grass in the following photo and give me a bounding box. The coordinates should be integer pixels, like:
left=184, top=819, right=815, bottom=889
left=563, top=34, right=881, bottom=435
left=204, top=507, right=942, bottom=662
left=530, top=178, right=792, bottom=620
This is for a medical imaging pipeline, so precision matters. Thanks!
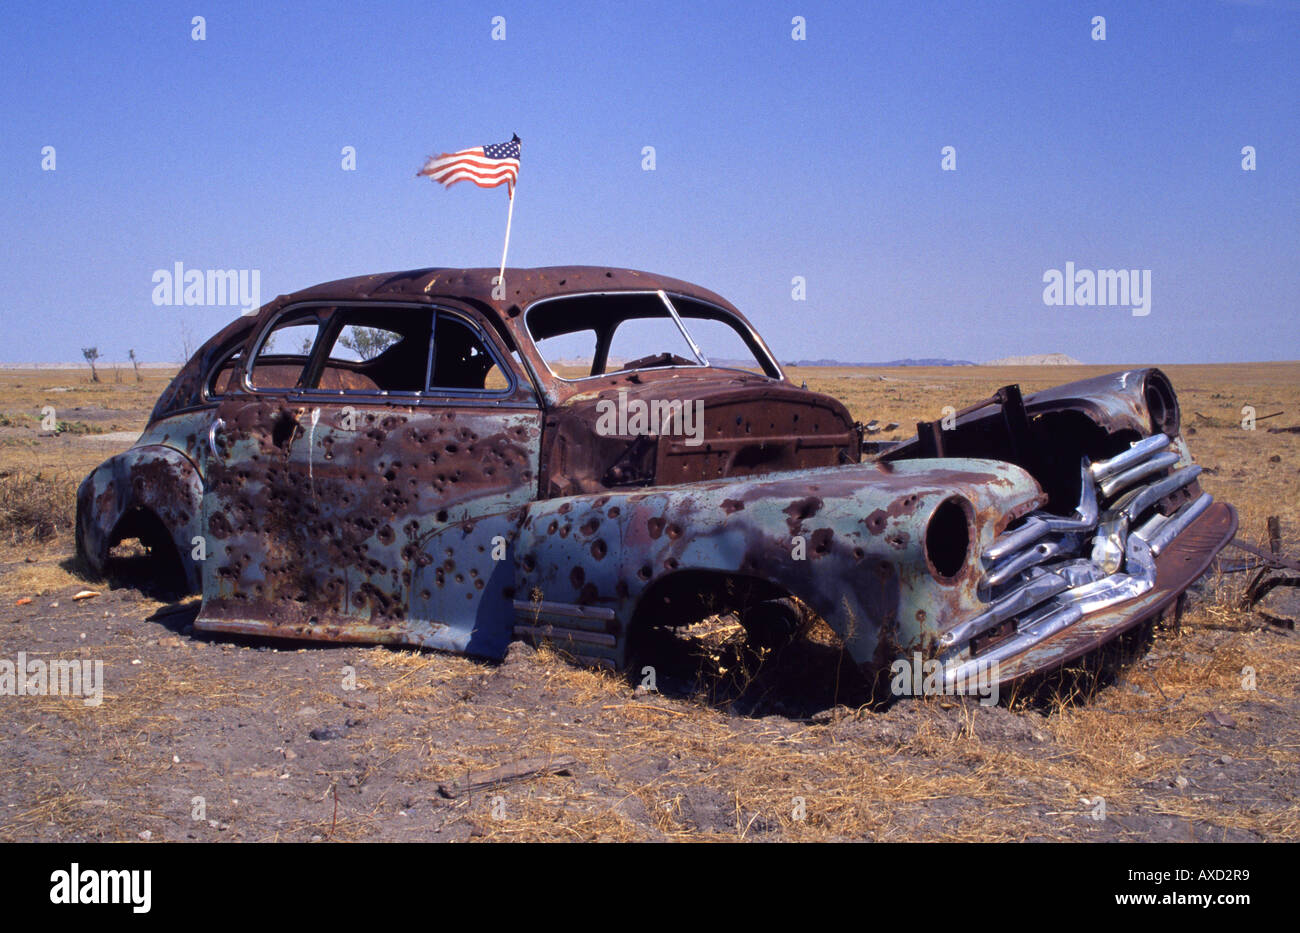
left=0, top=368, right=175, bottom=556
left=0, top=362, right=1296, bottom=841
left=0, top=470, right=80, bottom=546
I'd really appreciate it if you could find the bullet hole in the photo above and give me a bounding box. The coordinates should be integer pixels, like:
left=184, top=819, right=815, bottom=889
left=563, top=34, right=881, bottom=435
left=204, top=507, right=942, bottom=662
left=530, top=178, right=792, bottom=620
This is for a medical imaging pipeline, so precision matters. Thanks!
left=591, top=539, right=607, bottom=560
left=638, top=564, right=652, bottom=580
left=581, top=518, right=600, bottom=536
left=810, top=527, right=834, bottom=557
left=647, top=517, right=666, bottom=538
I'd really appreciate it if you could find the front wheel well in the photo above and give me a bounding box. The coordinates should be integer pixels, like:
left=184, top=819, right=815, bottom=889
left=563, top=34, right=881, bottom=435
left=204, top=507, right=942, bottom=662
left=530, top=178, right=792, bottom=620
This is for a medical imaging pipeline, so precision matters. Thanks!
left=627, top=569, right=816, bottom=653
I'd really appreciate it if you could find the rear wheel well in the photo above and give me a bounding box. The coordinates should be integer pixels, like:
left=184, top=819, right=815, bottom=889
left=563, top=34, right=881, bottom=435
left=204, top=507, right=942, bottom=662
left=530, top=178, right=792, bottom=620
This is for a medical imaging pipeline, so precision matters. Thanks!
left=106, top=507, right=190, bottom=595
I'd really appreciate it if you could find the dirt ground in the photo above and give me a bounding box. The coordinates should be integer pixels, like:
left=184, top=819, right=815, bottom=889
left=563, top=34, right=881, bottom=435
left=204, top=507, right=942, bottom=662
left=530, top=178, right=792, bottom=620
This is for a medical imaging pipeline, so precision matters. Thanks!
left=1, top=363, right=1297, bottom=842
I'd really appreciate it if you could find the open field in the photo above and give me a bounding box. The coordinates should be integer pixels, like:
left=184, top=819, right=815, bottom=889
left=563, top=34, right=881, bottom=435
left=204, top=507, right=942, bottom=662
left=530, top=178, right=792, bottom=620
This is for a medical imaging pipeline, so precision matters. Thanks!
left=1, top=363, right=1298, bottom=842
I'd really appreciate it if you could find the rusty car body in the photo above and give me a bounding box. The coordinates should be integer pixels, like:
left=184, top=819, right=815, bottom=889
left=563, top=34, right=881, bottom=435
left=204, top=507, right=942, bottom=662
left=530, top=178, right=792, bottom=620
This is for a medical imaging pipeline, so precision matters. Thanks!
left=77, top=266, right=1237, bottom=687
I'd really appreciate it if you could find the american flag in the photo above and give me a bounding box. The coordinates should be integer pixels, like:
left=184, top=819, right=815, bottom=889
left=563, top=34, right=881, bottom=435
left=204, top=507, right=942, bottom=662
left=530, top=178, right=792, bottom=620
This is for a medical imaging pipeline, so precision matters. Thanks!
left=419, top=135, right=521, bottom=196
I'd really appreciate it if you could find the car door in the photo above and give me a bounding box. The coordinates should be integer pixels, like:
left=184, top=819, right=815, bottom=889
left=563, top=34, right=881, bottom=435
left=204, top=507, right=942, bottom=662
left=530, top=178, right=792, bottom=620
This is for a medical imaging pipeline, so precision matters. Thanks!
left=195, top=302, right=543, bottom=658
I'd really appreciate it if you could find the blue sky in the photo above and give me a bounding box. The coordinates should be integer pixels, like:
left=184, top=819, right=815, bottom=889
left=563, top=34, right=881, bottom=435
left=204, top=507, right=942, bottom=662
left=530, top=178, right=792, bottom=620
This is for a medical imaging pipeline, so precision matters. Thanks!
left=2, top=0, right=1296, bottom=365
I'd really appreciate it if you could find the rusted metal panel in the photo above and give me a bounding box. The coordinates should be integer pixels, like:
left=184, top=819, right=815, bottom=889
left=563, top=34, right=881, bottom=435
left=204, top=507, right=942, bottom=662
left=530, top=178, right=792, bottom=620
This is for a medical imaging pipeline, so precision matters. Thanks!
left=540, top=373, right=859, bottom=496
left=195, top=396, right=543, bottom=659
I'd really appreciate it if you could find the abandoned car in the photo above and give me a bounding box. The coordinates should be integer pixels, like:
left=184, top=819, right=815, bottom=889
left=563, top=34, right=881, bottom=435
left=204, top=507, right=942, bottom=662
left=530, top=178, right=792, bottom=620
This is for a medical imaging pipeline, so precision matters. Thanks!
left=77, top=266, right=1237, bottom=688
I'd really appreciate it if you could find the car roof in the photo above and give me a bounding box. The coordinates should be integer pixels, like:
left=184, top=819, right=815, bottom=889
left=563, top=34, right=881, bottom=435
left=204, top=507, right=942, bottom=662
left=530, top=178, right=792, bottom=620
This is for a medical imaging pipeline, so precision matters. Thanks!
left=282, top=266, right=744, bottom=318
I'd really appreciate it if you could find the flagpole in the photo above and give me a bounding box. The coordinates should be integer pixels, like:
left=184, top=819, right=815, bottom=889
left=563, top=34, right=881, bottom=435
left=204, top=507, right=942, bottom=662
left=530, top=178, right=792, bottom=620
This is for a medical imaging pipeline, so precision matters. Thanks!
left=498, top=185, right=515, bottom=287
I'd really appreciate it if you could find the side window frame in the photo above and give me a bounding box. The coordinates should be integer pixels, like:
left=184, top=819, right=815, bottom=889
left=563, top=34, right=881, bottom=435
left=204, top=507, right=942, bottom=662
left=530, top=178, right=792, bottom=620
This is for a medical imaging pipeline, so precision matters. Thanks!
left=301, top=309, right=426, bottom=398
left=198, top=323, right=257, bottom=403
left=242, top=304, right=333, bottom=395
left=237, top=300, right=533, bottom=403
left=425, top=308, right=519, bottom=399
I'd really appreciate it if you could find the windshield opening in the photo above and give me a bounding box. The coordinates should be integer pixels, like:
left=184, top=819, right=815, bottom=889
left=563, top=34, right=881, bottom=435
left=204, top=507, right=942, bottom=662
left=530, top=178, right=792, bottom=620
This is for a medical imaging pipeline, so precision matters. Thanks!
left=525, top=291, right=780, bottom=380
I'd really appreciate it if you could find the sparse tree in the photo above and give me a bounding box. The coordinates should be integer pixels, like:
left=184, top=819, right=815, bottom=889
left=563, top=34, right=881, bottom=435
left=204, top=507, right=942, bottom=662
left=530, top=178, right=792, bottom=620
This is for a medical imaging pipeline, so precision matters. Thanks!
left=82, top=347, right=100, bottom=382
left=179, top=321, right=196, bottom=365
left=128, top=348, right=141, bottom=382
left=339, top=327, right=398, bottom=360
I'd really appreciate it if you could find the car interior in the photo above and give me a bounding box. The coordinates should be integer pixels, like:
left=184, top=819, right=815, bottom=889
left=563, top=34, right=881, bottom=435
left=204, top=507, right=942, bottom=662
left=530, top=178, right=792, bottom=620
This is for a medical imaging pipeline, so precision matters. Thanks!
left=238, top=307, right=509, bottom=394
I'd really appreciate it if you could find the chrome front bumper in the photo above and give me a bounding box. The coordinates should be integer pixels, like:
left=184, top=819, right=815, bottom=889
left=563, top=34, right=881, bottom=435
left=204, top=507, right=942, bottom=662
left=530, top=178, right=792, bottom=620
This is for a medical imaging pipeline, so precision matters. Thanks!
left=939, top=434, right=1232, bottom=687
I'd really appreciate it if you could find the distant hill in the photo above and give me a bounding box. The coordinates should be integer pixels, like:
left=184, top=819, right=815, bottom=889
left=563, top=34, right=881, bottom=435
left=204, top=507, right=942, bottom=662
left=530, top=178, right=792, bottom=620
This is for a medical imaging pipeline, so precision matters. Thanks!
left=981, top=353, right=1083, bottom=366
left=784, top=358, right=976, bottom=367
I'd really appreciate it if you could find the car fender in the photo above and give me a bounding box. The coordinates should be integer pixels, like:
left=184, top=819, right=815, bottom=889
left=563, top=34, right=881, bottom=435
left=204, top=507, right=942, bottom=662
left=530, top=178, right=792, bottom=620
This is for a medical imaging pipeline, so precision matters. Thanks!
left=512, top=459, right=1044, bottom=670
left=76, top=443, right=203, bottom=590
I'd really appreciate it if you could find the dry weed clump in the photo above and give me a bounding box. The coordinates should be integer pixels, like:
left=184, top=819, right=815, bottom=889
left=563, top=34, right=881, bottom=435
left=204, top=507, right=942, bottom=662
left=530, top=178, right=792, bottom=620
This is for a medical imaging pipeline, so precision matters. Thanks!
left=0, top=468, right=80, bottom=544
